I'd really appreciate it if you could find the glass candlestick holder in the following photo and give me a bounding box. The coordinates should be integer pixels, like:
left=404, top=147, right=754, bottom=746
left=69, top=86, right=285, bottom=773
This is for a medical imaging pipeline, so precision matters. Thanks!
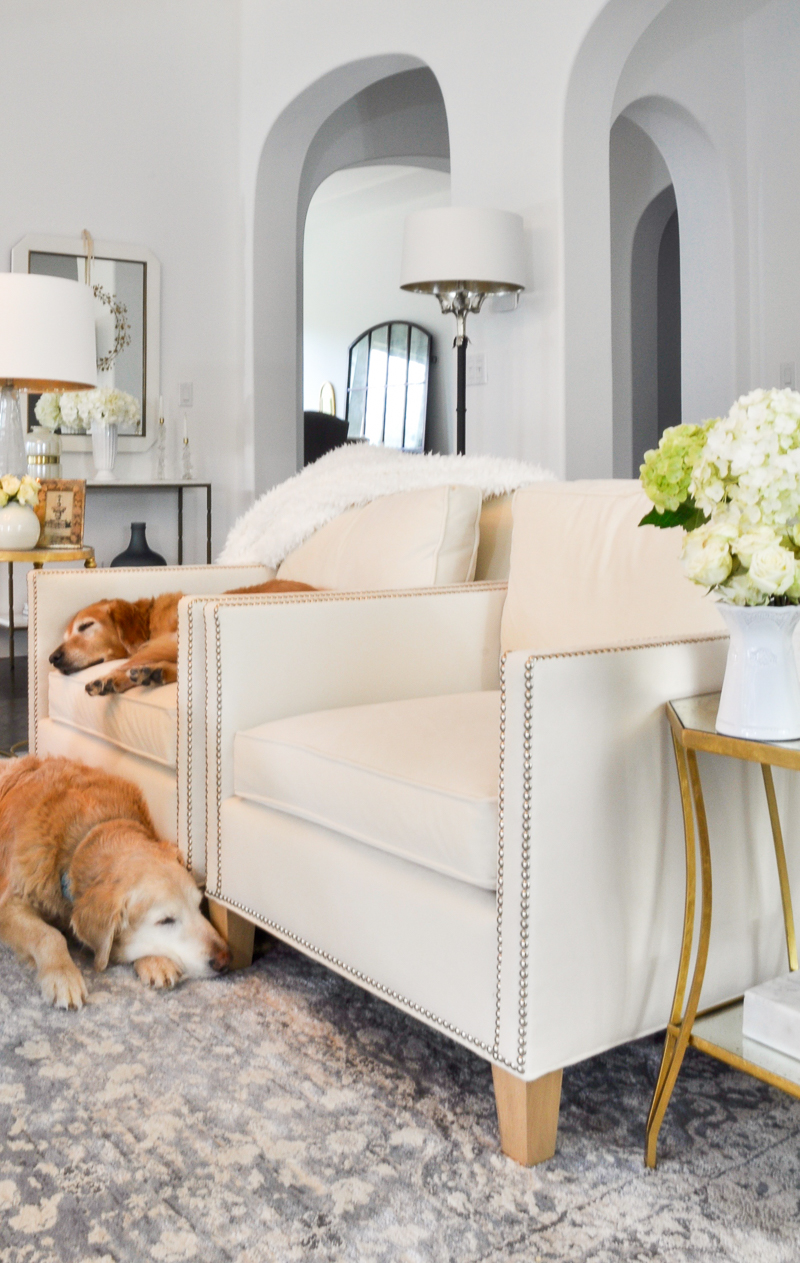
left=181, top=434, right=193, bottom=481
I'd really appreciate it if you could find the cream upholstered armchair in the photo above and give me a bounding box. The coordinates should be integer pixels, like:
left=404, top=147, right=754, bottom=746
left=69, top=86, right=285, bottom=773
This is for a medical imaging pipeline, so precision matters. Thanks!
left=29, top=481, right=800, bottom=1163
left=192, top=481, right=800, bottom=1165
left=28, top=485, right=510, bottom=876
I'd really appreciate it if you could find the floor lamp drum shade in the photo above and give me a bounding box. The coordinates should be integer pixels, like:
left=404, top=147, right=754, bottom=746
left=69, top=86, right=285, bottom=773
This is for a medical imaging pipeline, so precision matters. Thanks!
left=0, top=273, right=98, bottom=391
left=400, top=207, right=526, bottom=295
left=400, top=207, right=525, bottom=456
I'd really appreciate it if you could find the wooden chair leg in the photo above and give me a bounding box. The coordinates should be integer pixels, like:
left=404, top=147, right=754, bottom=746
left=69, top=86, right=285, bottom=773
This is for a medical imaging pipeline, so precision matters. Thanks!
left=492, top=1064, right=562, bottom=1165
left=207, top=898, right=255, bottom=970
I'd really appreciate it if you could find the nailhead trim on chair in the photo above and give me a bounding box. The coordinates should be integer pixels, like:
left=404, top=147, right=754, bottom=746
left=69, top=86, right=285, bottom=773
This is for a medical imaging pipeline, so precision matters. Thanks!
left=210, top=893, right=516, bottom=1069
left=204, top=591, right=727, bottom=1081
left=492, top=653, right=507, bottom=1061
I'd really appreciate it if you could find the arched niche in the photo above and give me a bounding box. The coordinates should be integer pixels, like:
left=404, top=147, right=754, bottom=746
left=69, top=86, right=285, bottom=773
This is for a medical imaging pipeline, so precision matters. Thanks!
left=630, top=183, right=678, bottom=472
left=563, top=0, right=764, bottom=478
left=253, top=57, right=450, bottom=495
left=623, top=97, right=736, bottom=430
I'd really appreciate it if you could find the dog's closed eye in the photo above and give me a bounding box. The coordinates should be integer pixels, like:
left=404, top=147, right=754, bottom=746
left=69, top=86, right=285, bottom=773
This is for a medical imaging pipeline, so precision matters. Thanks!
left=77, top=621, right=95, bottom=632
left=156, top=916, right=176, bottom=926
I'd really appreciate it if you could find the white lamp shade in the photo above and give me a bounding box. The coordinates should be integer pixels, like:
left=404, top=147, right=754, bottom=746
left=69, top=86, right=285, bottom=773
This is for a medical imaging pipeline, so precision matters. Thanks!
left=400, top=207, right=526, bottom=294
left=0, top=272, right=98, bottom=391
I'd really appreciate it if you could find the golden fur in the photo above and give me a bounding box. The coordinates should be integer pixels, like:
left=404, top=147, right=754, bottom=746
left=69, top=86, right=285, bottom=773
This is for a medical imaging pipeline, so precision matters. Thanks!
left=49, top=579, right=315, bottom=694
left=0, top=756, right=231, bottom=1009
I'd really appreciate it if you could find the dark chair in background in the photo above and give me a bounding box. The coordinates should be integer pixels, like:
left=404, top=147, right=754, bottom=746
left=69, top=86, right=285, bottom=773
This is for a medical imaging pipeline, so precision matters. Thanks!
left=303, top=411, right=349, bottom=466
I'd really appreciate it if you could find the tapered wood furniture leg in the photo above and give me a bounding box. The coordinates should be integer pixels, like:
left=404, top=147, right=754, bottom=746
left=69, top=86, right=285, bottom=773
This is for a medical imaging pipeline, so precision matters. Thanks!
left=207, top=898, right=255, bottom=969
left=492, top=1065, right=563, bottom=1165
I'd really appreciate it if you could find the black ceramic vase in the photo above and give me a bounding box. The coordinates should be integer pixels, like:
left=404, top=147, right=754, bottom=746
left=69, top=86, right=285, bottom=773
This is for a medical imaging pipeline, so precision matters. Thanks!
left=111, top=522, right=167, bottom=568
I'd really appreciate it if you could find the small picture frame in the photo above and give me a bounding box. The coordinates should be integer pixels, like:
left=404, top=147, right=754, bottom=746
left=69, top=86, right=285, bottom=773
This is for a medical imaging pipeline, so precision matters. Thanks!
left=34, top=480, right=86, bottom=548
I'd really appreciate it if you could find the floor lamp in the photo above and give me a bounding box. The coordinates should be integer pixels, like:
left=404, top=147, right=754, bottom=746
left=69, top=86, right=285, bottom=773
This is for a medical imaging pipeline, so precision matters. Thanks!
left=400, top=207, right=525, bottom=455
left=0, top=274, right=97, bottom=477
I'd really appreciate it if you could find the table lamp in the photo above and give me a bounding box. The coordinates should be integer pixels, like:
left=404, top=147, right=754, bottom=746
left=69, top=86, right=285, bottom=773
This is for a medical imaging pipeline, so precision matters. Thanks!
left=0, top=273, right=97, bottom=477
left=400, top=207, right=525, bottom=454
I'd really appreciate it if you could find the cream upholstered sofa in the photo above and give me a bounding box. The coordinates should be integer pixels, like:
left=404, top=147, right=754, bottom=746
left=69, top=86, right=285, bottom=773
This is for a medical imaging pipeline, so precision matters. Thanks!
left=29, top=481, right=800, bottom=1164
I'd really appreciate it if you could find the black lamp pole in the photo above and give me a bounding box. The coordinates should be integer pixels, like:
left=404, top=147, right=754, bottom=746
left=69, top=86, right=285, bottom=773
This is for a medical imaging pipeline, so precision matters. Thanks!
left=456, top=336, right=467, bottom=456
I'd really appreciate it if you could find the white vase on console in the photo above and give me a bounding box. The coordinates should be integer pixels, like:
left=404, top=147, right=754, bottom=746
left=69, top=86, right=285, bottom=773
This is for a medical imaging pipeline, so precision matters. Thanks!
left=91, top=421, right=119, bottom=482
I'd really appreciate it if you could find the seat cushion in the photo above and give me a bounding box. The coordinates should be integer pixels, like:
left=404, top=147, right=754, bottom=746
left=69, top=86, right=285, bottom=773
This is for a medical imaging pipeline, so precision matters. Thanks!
left=277, top=485, right=482, bottom=589
left=233, top=691, right=500, bottom=890
left=48, top=663, right=178, bottom=768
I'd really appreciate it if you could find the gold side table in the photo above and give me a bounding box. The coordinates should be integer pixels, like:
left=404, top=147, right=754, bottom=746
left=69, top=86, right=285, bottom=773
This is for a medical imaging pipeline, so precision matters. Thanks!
left=646, top=692, right=800, bottom=1167
left=0, top=545, right=96, bottom=671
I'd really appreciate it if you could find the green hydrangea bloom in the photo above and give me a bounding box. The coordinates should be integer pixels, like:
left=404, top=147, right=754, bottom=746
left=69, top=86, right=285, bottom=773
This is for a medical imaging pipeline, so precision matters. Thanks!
left=640, top=423, right=709, bottom=512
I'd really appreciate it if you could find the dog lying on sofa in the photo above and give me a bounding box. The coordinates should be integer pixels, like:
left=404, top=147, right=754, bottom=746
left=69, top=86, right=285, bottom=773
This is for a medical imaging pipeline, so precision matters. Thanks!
left=0, top=756, right=232, bottom=1008
left=49, top=580, right=314, bottom=694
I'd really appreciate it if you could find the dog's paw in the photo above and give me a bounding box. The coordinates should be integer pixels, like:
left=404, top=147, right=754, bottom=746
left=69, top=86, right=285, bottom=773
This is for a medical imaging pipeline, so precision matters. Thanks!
left=129, top=666, right=163, bottom=687
left=134, top=956, right=182, bottom=989
left=39, top=965, right=88, bottom=1010
left=85, top=677, right=108, bottom=696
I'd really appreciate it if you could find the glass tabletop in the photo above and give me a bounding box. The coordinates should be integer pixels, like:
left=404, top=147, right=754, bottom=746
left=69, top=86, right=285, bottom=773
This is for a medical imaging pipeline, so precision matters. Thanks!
left=670, top=692, right=800, bottom=761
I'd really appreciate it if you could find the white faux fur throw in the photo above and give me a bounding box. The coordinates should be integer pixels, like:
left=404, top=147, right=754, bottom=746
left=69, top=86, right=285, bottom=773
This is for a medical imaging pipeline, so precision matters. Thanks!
left=218, top=444, right=556, bottom=569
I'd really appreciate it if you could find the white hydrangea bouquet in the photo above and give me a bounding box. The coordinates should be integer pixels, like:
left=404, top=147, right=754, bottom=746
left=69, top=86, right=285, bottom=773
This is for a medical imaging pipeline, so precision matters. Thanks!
left=640, top=387, right=800, bottom=606
left=0, top=474, right=40, bottom=508
left=35, top=387, right=141, bottom=434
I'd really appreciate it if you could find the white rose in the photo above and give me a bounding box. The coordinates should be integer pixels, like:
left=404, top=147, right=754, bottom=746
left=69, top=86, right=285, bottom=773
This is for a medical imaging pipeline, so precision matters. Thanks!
left=747, top=544, right=797, bottom=596
left=681, top=526, right=733, bottom=588
left=1, top=475, right=21, bottom=497
left=732, top=526, right=778, bottom=567
left=17, top=476, right=40, bottom=507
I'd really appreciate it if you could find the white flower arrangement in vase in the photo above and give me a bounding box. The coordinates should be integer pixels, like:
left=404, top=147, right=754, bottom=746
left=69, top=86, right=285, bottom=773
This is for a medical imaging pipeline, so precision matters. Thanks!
left=0, top=474, right=42, bottom=550
left=36, top=387, right=141, bottom=482
left=640, top=387, right=800, bottom=739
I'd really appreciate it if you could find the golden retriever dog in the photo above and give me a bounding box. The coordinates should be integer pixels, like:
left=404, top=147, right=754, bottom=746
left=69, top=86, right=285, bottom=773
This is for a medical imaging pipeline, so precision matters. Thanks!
left=49, top=579, right=314, bottom=695
left=0, top=756, right=231, bottom=1009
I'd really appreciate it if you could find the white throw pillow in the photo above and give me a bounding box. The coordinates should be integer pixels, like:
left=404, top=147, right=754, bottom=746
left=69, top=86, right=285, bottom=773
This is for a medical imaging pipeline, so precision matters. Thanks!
left=277, top=485, right=482, bottom=589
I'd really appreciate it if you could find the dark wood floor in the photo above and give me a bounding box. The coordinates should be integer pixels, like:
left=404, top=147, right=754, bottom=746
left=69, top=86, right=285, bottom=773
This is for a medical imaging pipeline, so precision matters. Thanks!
left=0, top=656, right=29, bottom=754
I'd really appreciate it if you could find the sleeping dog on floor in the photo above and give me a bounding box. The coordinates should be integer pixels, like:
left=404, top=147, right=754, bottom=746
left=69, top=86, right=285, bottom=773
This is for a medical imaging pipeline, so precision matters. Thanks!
left=0, top=755, right=231, bottom=1009
left=48, top=579, right=314, bottom=694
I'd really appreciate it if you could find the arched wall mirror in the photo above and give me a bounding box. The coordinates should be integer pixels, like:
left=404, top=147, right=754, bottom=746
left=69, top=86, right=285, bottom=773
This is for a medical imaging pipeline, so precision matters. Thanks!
left=346, top=321, right=430, bottom=452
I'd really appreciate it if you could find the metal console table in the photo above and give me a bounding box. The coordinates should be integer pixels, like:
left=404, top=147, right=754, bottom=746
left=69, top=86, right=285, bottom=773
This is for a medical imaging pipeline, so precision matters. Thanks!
left=85, top=481, right=212, bottom=564
left=646, top=691, right=800, bottom=1167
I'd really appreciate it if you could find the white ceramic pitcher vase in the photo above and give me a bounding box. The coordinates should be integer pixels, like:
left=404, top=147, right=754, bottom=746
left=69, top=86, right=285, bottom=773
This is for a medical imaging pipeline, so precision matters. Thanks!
left=716, top=603, right=800, bottom=742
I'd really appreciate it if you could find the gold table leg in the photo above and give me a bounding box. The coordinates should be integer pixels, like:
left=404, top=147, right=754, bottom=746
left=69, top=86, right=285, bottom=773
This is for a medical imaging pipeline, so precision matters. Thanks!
left=761, top=764, right=798, bottom=973
left=645, top=740, right=713, bottom=1168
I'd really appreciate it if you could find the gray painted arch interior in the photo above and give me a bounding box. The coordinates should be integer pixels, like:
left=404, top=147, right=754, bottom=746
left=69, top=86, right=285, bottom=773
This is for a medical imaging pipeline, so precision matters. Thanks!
left=253, top=58, right=450, bottom=496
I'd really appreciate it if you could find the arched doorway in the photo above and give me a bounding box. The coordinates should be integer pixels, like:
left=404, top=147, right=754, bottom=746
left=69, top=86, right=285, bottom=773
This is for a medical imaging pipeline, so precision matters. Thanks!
left=252, top=57, right=449, bottom=495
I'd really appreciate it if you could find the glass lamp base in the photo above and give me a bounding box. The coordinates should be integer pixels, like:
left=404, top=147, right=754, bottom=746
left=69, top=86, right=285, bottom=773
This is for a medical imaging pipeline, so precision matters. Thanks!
left=0, top=385, right=27, bottom=478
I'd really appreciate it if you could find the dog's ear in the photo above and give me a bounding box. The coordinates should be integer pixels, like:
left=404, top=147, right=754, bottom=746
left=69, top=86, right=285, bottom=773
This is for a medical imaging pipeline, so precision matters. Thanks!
left=106, top=599, right=153, bottom=656
left=70, top=881, right=127, bottom=971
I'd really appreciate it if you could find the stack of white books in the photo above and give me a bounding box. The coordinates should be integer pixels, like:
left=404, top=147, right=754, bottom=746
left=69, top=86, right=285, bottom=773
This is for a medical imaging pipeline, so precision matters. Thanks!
left=743, top=972, right=800, bottom=1059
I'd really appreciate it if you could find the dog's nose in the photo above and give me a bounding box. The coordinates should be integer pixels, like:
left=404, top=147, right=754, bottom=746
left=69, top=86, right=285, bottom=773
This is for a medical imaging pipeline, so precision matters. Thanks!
left=49, top=647, right=64, bottom=667
left=210, top=944, right=232, bottom=974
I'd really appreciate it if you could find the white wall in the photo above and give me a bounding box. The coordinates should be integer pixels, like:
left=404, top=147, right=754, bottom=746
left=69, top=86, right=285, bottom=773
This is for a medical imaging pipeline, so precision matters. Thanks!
left=1, top=0, right=799, bottom=642
left=609, top=116, right=671, bottom=476
left=302, top=165, right=455, bottom=453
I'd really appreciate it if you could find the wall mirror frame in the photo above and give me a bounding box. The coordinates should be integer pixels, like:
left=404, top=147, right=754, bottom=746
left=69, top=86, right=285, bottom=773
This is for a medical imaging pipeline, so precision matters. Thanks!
left=11, top=233, right=161, bottom=452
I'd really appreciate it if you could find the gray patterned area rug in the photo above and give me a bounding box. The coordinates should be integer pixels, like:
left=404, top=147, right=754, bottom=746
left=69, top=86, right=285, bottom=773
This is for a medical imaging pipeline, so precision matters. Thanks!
left=1, top=939, right=799, bottom=1263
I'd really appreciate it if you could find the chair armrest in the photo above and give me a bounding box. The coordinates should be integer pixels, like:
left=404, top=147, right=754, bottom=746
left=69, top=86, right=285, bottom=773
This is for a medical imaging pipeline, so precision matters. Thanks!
left=202, top=582, right=507, bottom=893
left=496, top=633, right=737, bottom=1078
left=28, top=562, right=274, bottom=752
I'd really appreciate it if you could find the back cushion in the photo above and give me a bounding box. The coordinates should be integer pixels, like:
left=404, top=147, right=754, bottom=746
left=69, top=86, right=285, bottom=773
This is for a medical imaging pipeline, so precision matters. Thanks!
left=501, top=480, right=726, bottom=653
left=277, top=485, right=482, bottom=590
